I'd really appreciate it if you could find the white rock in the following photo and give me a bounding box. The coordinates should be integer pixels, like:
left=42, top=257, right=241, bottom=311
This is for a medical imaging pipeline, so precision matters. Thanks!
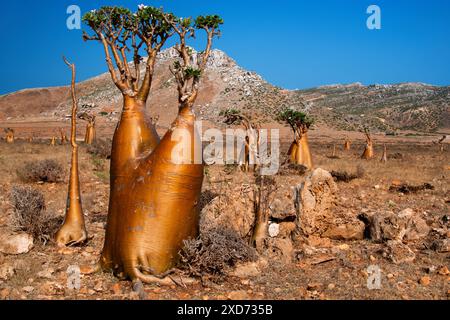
left=268, top=223, right=280, bottom=238
left=0, top=233, right=34, bottom=255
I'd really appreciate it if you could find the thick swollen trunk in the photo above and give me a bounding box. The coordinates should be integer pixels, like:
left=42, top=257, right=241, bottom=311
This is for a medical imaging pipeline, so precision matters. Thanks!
left=55, top=147, right=87, bottom=245
left=100, top=96, right=162, bottom=276
left=101, top=104, right=203, bottom=279
left=290, top=134, right=313, bottom=169
left=51, top=136, right=56, bottom=146
left=84, top=123, right=96, bottom=145
left=361, top=142, right=374, bottom=159
left=288, top=141, right=298, bottom=163
left=6, top=133, right=14, bottom=144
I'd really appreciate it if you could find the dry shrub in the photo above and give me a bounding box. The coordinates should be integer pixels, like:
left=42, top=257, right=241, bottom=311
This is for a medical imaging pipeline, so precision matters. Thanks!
left=331, top=165, right=365, bottom=183
left=179, top=228, right=257, bottom=281
left=87, top=139, right=112, bottom=159
left=389, top=183, right=434, bottom=194
left=278, top=163, right=308, bottom=176
left=10, top=185, right=62, bottom=245
left=17, top=159, right=64, bottom=183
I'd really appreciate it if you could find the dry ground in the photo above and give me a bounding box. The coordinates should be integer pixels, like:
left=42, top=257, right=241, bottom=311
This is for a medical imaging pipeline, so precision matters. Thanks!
left=0, top=136, right=448, bottom=300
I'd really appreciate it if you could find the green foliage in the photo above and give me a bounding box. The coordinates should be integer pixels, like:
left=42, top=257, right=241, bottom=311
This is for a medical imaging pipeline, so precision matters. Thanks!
left=194, top=15, right=224, bottom=29
left=184, top=66, right=202, bottom=80
left=220, top=108, right=242, bottom=125
left=278, top=108, right=314, bottom=129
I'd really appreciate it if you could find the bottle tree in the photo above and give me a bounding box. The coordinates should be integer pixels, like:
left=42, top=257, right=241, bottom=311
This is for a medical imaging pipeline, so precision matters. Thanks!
left=78, top=111, right=96, bottom=144
left=83, top=5, right=223, bottom=281
left=55, top=57, right=88, bottom=246
left=360, top=128, right=374, bottom=159
left=220, top=109, right=260, bottom=172
left=278, top=109, right=314, bottom=169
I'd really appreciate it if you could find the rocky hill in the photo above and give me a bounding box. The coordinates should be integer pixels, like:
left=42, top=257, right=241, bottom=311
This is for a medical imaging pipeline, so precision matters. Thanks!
left=0, top=47, right=448, bottom=133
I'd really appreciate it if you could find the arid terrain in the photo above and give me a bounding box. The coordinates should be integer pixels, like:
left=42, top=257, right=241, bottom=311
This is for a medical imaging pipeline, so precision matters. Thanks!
left=0, top=47, right=449, bottom=300
left=0, top=132, right=448, bottom=300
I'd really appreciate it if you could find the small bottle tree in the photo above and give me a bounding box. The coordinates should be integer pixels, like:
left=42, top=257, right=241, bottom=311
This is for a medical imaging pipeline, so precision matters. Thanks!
left=220, top=108, right=259, bottom=172
left=360, top=128, right=374, bottom=159
left=278, top=109, right=314, bottom=169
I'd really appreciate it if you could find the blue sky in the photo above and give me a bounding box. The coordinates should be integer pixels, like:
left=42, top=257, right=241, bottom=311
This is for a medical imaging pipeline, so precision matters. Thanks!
left=0, top=0, right=449, bottom=94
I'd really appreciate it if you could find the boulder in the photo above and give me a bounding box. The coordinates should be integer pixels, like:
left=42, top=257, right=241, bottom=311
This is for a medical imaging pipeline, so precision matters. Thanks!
left=0, top=232, right=34, bottom=255
left=360, top=208, right=429, bottom=242
left=322, top=221, right=365, bottom=240
left=200, top=186, right=255, bottom=238
left=296, top=168, right=338, bottom=236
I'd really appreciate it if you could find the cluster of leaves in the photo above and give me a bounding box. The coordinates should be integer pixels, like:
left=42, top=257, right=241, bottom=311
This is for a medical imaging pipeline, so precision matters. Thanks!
left=194, top=15, right=224, bottom=29
left=220, top=108, right=242, bottom=125
left=277, top=108, right=314, bottom=129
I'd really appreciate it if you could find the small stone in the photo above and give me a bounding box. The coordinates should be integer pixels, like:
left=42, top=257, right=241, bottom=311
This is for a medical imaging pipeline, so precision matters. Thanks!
left=22, top=286, right=34, bottom=293
left=111, top=283, right=122, bottom=295
left=202, top=295, right=209, bottom=300
left=370, top=255, right=376, bottom=262
left=374, top=185, right=380, bottom=190
left=438, top=266, right=449, bottom=276
left=327, top=283, right=335, bottom=290
left=337, top=244, right=350, bottom=251
left=274, top=288, right=282, bottom=293
left=307, top=282, right=320, bottom=291
left=387, top=274, right=394, bottom=279
left=419, top=276, right=431, bottom=286
left=228, top=290, right=250, bottom=300
left=240, top=279, right=250, bottom=285
left=37, top=268, right=54, bottom=279
left=268, top=223, right=280, bottom=238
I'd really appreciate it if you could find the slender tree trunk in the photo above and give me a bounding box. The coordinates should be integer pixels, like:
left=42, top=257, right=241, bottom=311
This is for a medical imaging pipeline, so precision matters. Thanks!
left=380, top=144, right=387, bottom=163
left=344, top=139, right=351, bottom=151
left=250, top=176, right=268, bottom=252
left=55, top=59, right=87, bottom=246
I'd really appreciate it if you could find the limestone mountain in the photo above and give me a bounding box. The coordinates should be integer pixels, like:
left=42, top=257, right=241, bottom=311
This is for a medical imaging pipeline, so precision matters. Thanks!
left=0, top=47, right=448, bottom=132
